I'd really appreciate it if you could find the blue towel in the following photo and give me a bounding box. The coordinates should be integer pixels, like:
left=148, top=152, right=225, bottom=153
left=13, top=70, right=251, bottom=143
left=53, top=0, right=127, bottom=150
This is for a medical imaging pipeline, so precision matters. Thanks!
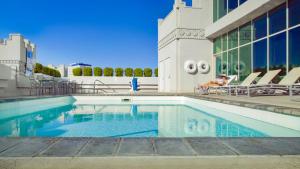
left=132, top=78, right=138, bottom=91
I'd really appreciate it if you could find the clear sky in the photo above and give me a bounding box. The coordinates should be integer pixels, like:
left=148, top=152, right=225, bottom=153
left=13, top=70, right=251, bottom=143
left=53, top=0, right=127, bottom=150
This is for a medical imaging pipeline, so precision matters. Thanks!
left=0, top=0, right=191, bottom=69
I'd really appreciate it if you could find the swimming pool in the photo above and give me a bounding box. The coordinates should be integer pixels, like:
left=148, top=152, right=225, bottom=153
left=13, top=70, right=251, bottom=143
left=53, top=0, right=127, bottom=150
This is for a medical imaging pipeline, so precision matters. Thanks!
left=0, top=96, right=300, bottom=137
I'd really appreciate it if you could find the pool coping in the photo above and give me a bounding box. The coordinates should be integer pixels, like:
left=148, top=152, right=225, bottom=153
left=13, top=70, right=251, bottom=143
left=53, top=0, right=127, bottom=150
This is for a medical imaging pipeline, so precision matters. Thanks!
left=0, top=137, right=299, bottom=157
left=1, top=94, right=300, bottom=117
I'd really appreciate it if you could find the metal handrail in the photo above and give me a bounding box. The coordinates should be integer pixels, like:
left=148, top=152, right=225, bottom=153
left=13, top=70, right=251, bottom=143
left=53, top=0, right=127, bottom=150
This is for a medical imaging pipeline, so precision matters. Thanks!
left=93, top=80, right=116, bottom=94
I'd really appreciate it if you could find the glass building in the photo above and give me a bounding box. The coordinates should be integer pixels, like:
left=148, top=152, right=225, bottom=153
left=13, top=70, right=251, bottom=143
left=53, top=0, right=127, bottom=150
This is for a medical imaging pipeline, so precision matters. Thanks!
left=213, top=0, right=300, bottom=80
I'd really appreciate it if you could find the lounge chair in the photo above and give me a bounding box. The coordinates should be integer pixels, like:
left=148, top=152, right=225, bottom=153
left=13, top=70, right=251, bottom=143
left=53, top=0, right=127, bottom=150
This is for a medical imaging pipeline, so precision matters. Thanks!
left=206, top=75, right=238, bottom=94
left=213, top=72, right=261, bottom=95
left=235, top=69, right=282, bottom=96
left=195, top=75, right=237, bottom=95
left=264, top=67, right=300, bottom=96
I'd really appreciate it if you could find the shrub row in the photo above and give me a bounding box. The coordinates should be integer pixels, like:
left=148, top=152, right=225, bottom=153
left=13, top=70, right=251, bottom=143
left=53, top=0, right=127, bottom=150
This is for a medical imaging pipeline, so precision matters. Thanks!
left=34, top=63, right=61, bottom=77
left=72, top=67, right=158, bottom=77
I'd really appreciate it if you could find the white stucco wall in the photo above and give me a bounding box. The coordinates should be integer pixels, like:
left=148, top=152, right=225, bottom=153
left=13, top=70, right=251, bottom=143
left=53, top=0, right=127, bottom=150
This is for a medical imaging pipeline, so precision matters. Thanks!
left=0, top=64, right=32, bottom=98
left=0, top=34, right=36, bottom=75
left=158, top=0, right=213, bottom=93
left=68, top=77, right=158, bottom=93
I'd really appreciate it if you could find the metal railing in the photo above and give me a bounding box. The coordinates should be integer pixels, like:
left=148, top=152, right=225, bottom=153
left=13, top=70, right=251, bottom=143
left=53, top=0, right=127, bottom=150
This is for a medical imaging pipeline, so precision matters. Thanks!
left=93, top=80, right=116, bottom=94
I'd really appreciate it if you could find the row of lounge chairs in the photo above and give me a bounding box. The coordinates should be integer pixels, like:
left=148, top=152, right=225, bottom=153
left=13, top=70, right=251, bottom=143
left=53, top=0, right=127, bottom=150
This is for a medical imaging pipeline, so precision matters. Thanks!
left=200, top=67, right=300, bottom=97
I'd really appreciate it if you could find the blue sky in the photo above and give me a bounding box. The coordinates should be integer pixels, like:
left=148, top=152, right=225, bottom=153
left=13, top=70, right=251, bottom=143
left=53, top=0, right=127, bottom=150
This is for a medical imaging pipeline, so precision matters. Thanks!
left=0, top=0, right=190, bottom=69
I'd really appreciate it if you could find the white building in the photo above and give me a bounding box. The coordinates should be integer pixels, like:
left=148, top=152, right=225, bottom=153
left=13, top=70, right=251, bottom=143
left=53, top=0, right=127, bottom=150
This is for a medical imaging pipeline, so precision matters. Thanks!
left=158, top=0, right=300, bottom=93
left=48, top=64, right=68, bottom=77
left=158, top=0, right=213, bottom=93
left=0, top=34, right=36, bottom=76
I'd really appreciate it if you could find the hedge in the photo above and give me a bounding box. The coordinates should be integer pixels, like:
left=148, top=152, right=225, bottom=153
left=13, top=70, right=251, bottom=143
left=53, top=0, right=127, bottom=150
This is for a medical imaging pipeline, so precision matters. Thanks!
left=34, top=63, right=43, bottom=73
left=104, top=67, right=114, bottom=76
left=125, top=68, right=133, bottom=77
left=155, top=68, right=158, bottom=77
left=73, top=67, right=82, bottom=76
left=83, top=67, right=92, bottom=76
left=115, top=68, right=123, bottom=77
left=94, top=67, right=102, bottom=76
left=144, top=68, right=152, bottom=77
left=134, top=68, right=143, bottom=77
left=42, top=66, right=50, bottom=75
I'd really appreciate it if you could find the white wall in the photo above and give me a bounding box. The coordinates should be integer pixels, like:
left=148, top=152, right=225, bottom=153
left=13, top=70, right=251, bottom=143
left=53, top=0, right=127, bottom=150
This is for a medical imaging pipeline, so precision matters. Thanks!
left=68, top=76, right=158, bottom=93
left=0, top=34, right=36, bottom=75
left=158, top=0, right=213, bottom=93
left=0, top=64, right=32, bottom=98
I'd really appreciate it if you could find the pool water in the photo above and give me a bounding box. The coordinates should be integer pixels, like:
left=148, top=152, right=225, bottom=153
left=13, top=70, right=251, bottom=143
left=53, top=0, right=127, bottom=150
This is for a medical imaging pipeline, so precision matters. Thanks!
left=1, top=100, right=300, bottom=137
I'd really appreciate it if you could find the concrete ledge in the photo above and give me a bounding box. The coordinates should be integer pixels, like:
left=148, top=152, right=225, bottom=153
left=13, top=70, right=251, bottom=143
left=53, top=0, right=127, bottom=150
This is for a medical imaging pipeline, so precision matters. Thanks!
left=0, top=156, right=300, bottom=169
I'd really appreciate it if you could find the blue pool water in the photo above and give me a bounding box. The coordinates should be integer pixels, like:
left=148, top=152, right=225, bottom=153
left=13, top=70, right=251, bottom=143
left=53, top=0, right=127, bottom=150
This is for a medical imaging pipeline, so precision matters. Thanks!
left=0, top=97, right=299, bottom=137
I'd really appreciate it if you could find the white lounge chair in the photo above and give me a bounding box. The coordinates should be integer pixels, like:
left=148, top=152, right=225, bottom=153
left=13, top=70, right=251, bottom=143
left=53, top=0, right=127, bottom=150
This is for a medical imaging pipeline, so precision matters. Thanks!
left=265, top=67, right=300, bottom=96
left=236, top=69, right=282, bottom=96
left=222, top=72, right=262, bottom=96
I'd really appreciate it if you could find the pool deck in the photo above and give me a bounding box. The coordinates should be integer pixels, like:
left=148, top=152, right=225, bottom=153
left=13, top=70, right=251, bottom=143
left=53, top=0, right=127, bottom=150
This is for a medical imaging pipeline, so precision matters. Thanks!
left=0, top=137, right=300, bottom=169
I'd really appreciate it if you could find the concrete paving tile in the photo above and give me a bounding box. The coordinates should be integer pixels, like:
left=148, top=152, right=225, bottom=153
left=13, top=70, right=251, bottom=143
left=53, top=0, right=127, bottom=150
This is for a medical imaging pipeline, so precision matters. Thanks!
left=0, top=138, right=22, bottom=153
left=154, top=138, right=196, bottom=156
left=118, top=138, right=155, bottom=156
left=78, top=138, right=120, bottom=156
left=39, top=138, right=88, bottom=157
left=0, top=138, right=56, bottom=157
left=265, top=138, right=300, bottom=155
left=221, top=138, right=280, bottom=155
left=186, top=138, right=236, bottom=156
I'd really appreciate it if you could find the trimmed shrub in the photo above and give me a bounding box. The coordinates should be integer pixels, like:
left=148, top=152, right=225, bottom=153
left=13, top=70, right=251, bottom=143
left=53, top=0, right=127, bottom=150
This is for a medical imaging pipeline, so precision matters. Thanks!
left=34, top=63, right=43, bottom=73
left=134, top=68, right=143, bottom=77
left=144, top=68, right=152, bottom=77
left=73, top=67, right=82, bottom=76
left=125, top=68, right=133, bottom=77
left=54, top=70, right=61, bottom=77
left=42, top=66, right=50, bottom=75
left=94, top=67, right=102, bottom=76
left=155, top=68, right=158, bottom=77
left=104, top=67, right=114, bottom=76
left=115, top=68, right=123, bottom=77
left=83, top=67, right=92, bottom=76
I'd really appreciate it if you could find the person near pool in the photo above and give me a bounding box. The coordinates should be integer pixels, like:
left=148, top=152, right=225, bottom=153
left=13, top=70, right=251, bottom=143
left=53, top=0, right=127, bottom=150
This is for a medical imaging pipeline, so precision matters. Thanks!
left=199, top=74, right=229, bottom=90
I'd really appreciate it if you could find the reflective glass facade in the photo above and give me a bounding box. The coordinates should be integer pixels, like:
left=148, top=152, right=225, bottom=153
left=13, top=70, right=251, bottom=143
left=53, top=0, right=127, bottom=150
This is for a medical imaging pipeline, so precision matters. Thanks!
left=213, top=0, right=248, bottom=22
left=213, top=0, right=300, bottom=80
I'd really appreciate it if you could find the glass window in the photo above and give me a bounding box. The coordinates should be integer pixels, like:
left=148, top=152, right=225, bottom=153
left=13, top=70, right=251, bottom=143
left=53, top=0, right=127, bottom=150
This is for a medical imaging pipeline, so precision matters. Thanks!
left=253, top=14, right=267, bottom=40
left=269, top=4, right=286, bottom=35
left=228, top=49, right=238, bottom=75
left=216, top=55, right=222, bottom=76
left=239, top=45, right=252, bottom=81
left=239, top=22, right=252, bottom=45
left=213, top=0, right=228, bottom=22
left=269, top=32, right=287, bottom=75
left=228, top=0, right=238, bottom=12
left=239, top=0, right=247, bottom=5
left=213, top=38, right=222, bottom=54
left=228, top=29, right=238, bottom=49
left=253, top=39, right=267, bottom=75
left=222, top=52, right=228, bottom=75
left=289, top=27, right=300, bottom=70
left=289, top=0, right=300, bottom=27
left=222, top=34, right=227, bottom=51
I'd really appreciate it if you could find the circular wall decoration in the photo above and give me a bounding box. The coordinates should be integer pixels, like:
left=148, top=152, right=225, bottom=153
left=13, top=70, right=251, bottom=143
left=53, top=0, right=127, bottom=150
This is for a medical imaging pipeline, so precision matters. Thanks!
left=184, top=60, right=197, bottom=74
left=197, top=61, right=210, bottom=74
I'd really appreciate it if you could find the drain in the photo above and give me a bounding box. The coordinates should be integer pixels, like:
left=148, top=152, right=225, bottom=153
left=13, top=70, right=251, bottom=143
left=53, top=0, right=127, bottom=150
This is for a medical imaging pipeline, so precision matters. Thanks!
left=121, top=98, right=131, bottom=102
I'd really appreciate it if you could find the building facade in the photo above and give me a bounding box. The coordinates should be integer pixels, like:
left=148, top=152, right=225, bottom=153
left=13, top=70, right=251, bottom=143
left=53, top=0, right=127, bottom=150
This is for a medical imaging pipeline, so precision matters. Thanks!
left=158, top=0, right=300, bottom=92
left=0, top=34, right=36, bottom=76
left=158, top=0, right=213, bottom=93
